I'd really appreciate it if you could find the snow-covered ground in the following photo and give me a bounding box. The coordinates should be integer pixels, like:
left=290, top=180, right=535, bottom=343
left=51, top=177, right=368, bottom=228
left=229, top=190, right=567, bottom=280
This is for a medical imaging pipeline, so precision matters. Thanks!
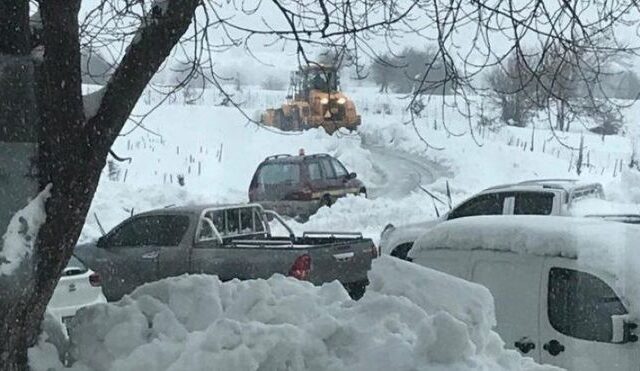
left=30, top=257, right=559, bottom=371
left=78, top=85, right=640, bottom=245
left=32, top=84, right=639, bottom=370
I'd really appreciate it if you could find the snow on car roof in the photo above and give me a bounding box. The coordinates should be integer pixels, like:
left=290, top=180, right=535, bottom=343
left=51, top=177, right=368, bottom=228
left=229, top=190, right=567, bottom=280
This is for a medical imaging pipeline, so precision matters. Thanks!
left=481, top=178, right=600, bottom=193
left=412, top=215, right=640, bottom=315
left=413, top=215, right=639, bottom=261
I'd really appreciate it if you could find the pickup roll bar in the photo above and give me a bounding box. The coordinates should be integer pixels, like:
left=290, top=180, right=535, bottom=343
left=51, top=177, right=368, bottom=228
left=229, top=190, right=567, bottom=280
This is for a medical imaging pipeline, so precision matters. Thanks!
left=302, top=231, right=363, bottom=239
left=263, top=210, right=296, bottom=241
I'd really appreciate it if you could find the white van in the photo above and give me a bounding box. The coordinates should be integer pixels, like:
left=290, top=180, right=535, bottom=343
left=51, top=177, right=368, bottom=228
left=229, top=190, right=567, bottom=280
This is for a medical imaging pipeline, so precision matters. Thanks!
left=408, top=215, right=640, bottom=371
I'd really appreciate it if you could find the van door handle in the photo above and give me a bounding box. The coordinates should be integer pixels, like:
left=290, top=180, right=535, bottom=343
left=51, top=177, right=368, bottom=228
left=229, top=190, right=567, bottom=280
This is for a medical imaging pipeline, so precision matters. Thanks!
left=514, top=338, right=535, bottom=354
left=333, top=252, right=354, bottom=262
left=543, top=340, right=565, bottom=356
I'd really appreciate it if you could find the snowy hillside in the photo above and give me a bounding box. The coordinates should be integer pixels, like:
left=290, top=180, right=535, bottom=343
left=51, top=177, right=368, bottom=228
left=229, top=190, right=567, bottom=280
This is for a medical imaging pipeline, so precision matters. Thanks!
left=79, top=85, right=640, bottom=244
left=29, top=84, right=640, bottom=371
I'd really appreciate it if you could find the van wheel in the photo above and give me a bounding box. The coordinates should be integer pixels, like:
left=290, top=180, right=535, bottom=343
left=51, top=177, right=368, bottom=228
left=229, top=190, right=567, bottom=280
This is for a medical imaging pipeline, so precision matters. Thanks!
left=390, top=243, right=413, bottom=261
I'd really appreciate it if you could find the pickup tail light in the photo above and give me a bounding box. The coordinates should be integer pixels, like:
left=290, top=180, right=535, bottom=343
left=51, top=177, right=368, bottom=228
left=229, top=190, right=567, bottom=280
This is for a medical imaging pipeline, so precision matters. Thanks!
left=289, top=254, right=311, bottom=280
left=89, top=272, right=102, bottom=287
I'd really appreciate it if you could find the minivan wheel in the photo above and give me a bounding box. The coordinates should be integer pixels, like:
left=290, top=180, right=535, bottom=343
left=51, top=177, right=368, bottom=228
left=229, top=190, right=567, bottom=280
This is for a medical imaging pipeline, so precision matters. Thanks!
left=320, top=195, right=332, bottom=208
left=359, top=187, right=367, bottom=198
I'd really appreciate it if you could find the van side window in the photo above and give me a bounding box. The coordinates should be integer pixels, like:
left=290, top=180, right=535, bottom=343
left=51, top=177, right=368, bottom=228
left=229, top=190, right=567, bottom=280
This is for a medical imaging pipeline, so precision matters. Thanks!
left=514, top=192, right=554, bottom=215
left=448, top=193, right=506, bottom=220
left=548, top=267, right=627, bottom=343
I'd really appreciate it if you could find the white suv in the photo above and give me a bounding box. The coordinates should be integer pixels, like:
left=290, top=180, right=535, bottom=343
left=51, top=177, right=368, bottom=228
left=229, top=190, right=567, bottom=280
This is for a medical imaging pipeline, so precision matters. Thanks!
left=380, top=179, right=605, bottom=259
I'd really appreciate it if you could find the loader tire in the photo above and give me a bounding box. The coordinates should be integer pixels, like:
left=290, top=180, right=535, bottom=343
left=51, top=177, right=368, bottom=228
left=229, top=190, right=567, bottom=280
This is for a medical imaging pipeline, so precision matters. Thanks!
left=274, top=109, right=286, bottom=129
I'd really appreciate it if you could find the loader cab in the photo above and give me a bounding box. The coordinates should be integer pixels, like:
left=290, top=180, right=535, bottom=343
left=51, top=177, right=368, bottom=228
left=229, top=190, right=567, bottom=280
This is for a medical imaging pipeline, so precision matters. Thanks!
left=409, top=215, right=640, bottom=371
left=298, top=65, right=340, bottom=97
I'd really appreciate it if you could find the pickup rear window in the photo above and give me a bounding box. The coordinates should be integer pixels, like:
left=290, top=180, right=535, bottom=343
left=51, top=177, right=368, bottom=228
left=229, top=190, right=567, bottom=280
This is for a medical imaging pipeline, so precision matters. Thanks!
left=514, top=192, right=554, bottom=215
left=257, top=163, right=300, bottom=185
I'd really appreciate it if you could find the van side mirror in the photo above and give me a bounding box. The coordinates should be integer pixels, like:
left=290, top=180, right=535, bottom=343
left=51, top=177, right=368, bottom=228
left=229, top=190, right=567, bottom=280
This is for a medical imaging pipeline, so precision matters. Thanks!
left=612, top=315, right=638, bottom=343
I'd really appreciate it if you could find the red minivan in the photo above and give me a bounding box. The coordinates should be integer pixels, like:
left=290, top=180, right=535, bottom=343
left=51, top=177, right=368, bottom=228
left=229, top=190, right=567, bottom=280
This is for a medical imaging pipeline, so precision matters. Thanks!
left=249, top=152, right=366, bottom=220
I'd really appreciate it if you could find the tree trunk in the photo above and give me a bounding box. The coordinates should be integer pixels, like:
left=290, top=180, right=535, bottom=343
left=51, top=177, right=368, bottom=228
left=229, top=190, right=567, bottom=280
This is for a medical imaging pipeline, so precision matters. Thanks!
left=556, top=99, right=565, bottom=131
left=0, top=1, right=200, bottom=369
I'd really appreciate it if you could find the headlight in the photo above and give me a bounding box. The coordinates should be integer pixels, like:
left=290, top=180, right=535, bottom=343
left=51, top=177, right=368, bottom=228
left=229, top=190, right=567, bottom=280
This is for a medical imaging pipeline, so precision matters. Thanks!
left=320, top=97, right=329, bottom=105
left=337, top=97, right=346, bottom=105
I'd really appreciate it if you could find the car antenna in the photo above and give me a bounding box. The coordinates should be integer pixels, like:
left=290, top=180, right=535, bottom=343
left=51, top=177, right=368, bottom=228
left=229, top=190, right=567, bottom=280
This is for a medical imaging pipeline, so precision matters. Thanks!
left=93, top=212, right=106, bottom=236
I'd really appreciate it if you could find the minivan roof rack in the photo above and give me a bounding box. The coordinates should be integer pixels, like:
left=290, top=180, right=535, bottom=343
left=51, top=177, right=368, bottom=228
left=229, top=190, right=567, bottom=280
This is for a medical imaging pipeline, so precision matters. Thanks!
left=517, top=178, right=578, bottom=185
left=264, top=154, right=292, bottom=161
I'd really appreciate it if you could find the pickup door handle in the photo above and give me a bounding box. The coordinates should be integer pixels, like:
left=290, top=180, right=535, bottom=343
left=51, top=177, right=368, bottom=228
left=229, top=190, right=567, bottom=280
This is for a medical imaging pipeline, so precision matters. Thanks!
left=141, top=251, right=159, bottom=260
left=543, top=340, right=565, bottom=356
left=333, top=252, right=354, bottom=262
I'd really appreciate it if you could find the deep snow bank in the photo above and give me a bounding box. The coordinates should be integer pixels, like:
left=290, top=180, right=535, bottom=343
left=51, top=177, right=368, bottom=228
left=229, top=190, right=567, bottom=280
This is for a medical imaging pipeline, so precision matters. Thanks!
left=29, top=257, right=558, bottom=371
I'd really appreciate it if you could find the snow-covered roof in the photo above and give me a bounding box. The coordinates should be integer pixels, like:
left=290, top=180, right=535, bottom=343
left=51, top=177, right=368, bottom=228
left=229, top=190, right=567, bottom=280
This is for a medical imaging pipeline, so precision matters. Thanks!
left=412, top=215, right=640, bottom=261
left=481, top=178, right=601, bottom=193
left=412, top=215, right=640, bottom=316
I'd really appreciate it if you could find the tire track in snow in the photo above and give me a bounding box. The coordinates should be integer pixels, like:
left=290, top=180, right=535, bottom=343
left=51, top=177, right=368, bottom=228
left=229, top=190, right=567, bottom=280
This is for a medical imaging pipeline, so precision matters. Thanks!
left=365, top=146, right=445, bottom=200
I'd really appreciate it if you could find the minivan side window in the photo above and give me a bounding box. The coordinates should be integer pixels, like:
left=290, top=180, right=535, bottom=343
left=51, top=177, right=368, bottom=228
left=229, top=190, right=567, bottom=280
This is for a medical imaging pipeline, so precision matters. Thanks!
left=514, top=192, right=554, bottom=215
left=331, top=158, right=348, bottom=177
left=447, top=193, right=505, bottom=220
left=308, top=161, right=323, bottom=181
left=320, top=159, right=336, bottom=179
left=548, top=267, right=627, bottom=343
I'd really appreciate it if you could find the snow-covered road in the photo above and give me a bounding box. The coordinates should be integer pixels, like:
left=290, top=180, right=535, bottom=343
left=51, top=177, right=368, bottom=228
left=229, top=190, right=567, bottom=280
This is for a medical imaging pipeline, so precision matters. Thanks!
left=366, top=146, right=445, bottom=199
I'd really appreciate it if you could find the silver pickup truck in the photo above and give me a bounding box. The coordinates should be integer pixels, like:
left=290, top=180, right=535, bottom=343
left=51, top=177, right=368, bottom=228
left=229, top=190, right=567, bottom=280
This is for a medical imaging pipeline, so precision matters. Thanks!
left=74, top=204, right=375, bottom=301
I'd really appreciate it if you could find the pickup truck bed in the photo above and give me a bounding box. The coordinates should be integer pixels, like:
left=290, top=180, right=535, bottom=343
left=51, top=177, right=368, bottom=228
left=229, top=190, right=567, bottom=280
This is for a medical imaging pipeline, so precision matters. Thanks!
left=223, top=233, right=374, bottom=288
left=75, top=205, right=375, bottom=301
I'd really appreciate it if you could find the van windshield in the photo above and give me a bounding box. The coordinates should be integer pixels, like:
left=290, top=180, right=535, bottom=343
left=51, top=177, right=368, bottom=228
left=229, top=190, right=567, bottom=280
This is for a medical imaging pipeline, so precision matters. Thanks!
left=257, top=163, right=300, bottom=185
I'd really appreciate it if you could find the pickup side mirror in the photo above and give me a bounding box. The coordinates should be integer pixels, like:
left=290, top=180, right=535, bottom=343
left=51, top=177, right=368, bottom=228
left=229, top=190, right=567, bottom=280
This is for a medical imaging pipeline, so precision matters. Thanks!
left=612, top=315, right=638, bottom=343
